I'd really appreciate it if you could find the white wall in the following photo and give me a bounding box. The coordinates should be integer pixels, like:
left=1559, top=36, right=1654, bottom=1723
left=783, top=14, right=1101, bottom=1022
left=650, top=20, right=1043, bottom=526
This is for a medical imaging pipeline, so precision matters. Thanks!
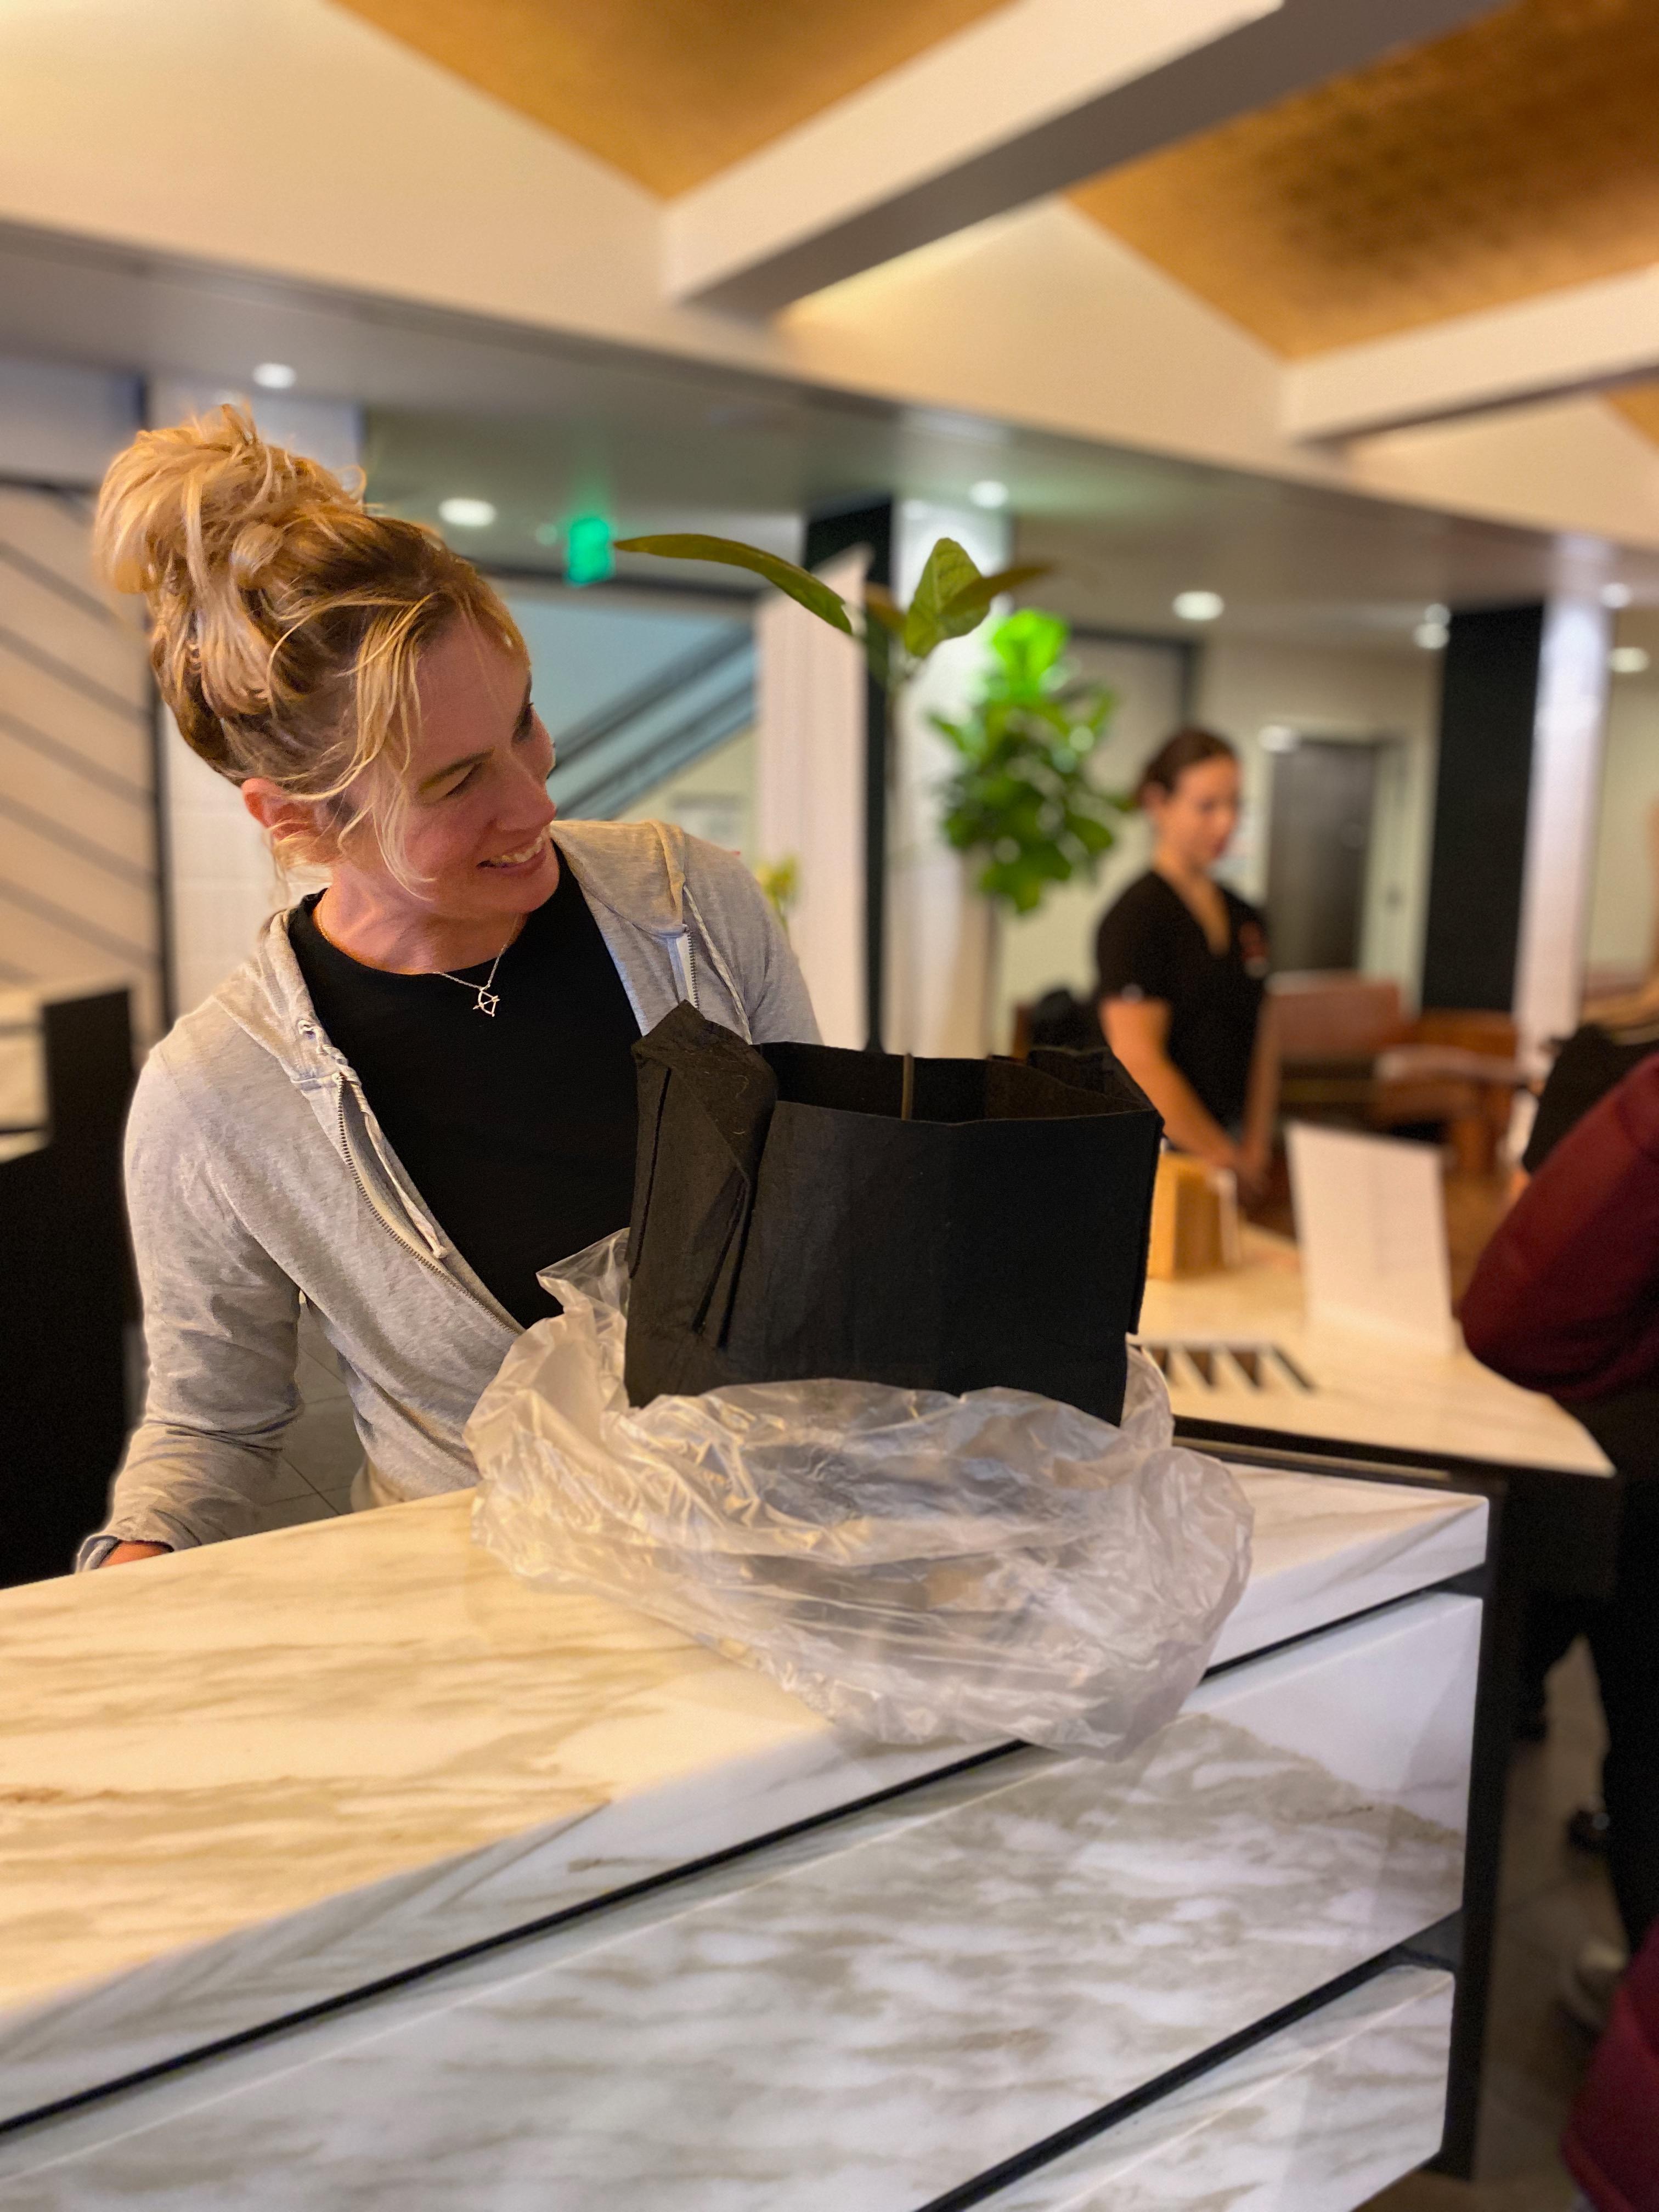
left=0, top=355, right=138, bottom=486
left=1587, top=665, right=1659, bottom=983
left=752, top=552, right=868, bottom=1049
left=623, top=727, right=754, bottom=863
left=1195, top=637, right=1442, bottom=1001
left=887, top=500, right=1011, bottom=1057
left=0, top=354, right=157, bottom=1034
left=0, top=478, right=159, bottom=1034
left=1513, top=597, right=1612, bottom=1063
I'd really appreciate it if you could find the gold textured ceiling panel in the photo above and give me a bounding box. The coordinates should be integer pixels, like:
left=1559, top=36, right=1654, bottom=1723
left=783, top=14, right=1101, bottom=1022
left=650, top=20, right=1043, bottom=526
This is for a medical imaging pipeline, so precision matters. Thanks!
left=1610, top=382, right=1659, bottom=447
left=1071, top=0, right=1659, bottom=358
left=334, top=0, right=1018, bottom=196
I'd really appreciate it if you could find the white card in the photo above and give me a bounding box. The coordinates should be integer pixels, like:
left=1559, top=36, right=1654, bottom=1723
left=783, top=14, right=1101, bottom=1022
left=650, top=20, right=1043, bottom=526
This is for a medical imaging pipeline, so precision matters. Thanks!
left=1286, top=1122, right=1455, bottom=1355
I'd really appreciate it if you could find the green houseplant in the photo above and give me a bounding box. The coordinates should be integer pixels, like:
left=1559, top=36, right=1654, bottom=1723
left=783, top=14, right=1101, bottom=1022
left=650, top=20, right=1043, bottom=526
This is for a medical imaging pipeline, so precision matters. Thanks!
left=930, top=610, right=1122, bottom=916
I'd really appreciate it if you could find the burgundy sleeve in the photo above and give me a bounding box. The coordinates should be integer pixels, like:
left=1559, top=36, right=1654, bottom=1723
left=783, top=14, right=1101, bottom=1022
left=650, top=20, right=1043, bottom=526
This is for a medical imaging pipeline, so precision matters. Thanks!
left=1461, top=1054, right=1659, bottom=1401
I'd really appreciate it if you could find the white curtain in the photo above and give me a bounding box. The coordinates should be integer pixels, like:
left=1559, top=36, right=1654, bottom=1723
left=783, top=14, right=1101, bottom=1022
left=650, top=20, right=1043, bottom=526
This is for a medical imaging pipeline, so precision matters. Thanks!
left=753, top=549, right=868, bottom=1049
left=1513, top=596, right=1611, bottom=1068
left=887, top=499, right=1011, bottom=1057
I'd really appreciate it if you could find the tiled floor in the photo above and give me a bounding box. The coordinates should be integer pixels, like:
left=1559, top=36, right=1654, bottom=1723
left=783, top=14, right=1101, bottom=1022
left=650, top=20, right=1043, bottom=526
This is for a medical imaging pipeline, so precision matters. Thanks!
left=1365, top=1642, right=1617, bottom=2209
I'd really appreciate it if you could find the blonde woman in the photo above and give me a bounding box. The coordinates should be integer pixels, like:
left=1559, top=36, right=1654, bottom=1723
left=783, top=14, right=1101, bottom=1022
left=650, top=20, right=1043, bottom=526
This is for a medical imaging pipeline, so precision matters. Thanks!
left=85, top=409, right=815, bottom=1568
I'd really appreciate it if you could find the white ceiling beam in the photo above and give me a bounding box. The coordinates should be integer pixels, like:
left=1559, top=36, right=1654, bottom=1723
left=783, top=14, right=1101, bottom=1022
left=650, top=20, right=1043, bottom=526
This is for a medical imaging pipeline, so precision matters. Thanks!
left=665, top=0, right=1503, bottom=315
left=1284, top=265, right=1659, bottom=442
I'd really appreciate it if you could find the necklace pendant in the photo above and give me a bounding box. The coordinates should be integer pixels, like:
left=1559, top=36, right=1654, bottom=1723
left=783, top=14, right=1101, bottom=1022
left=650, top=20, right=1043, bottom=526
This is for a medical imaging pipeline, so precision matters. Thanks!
left=475, top=990, right=500, bottom=1017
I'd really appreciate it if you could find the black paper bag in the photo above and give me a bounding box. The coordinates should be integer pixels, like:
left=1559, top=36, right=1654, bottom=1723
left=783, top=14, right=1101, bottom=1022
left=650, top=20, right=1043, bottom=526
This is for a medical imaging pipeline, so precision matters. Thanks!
left=623, top=1003, right=1163, bottom=1424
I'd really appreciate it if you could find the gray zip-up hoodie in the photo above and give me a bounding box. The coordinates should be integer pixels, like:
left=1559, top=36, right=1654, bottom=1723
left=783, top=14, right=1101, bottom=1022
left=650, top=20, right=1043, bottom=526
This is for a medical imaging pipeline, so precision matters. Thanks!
left=82, top=820, right=819, bottom=1565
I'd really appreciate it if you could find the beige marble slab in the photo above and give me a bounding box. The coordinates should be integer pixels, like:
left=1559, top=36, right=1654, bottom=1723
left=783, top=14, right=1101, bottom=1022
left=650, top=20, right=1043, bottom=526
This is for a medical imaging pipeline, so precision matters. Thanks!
left=0, top=1468, right=1483, bottom=2126
left=1138, top=1227, right=1610, bottom=1475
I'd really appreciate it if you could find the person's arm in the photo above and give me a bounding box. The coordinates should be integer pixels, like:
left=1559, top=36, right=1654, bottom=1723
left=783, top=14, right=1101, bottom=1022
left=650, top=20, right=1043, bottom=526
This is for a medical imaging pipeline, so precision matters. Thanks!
left=1462, top=1053, right=1659, bottom=1401
left=80, top=1052, right=305, bottom=1567
left=1239, top=997, right=1279, bottom=1187
left=1101, top=996, right=1237, bottom=1170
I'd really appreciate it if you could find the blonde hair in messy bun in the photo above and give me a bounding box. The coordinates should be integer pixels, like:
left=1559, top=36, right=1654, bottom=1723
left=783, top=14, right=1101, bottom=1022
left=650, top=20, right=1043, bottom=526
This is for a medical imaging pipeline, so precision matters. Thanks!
left=94, top=405, right=523, bottom=875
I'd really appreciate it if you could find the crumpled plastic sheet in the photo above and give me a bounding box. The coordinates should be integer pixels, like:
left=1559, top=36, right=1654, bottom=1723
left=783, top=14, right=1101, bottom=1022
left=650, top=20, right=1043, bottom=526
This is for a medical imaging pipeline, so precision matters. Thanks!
left=467, top=1230, right=1254, bottom=1759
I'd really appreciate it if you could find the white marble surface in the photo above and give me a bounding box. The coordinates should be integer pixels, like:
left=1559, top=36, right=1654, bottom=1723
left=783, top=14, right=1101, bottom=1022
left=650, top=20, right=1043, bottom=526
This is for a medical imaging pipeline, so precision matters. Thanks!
left=0, top=1593, right=1474, bottom=2210
left=1139, top=1227, right=1611, bottom=1475
left=987, top=1965, right=1454, bottom=2211
left=0, top=1475, right=1483, bottom=2127
left=1212, top=1465, right=1484, bottom=1665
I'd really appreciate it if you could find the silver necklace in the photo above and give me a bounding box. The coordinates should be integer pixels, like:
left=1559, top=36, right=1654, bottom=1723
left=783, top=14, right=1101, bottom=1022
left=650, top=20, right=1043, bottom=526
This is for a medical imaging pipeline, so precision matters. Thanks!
left=438, top=944, right=507, bottom=1016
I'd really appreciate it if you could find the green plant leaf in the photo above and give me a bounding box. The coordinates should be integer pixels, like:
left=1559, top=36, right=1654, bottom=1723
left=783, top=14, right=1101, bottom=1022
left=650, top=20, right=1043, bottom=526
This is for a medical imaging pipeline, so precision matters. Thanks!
left=904, top=537, right=983, bottom=657
left=939, top=562, right=1052, bottom=628
left=614, top=534, right=854, bottom=636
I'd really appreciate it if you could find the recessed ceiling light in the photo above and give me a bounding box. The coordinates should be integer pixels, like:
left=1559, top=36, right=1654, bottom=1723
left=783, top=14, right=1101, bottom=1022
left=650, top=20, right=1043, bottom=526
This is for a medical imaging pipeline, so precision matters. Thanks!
left=1172, top=590, right=1223, bottom=623
left=1424, top=602, right=1451, bottom=624
left=533, top=522, right=562, bottom=548
left=252, top=362, right=296, bottom=390
left=1601, top=582, right=1633, bottom=610
left=1414, top=620, right=1450, bottom=650
left=969, top=479, right=1010, bottom=510
left=438, top=497, right=497, bottom=529
left=1610, top=645, right=1651, bottom=675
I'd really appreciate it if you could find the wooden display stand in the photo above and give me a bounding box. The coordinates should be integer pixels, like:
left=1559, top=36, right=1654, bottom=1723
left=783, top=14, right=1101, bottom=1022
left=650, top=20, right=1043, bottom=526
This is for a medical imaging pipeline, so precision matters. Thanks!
left=1146, top=1152, right=1239, bottom=1279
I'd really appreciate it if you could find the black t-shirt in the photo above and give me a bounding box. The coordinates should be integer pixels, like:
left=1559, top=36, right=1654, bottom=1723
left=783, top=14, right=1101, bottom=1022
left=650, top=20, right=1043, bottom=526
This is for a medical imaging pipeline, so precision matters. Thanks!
left=1094, top=871, right=1268, bottom=1128
left=1523, top=1019, right=1659, bottom=1174
left=289, top=856, right=641, bottom=1327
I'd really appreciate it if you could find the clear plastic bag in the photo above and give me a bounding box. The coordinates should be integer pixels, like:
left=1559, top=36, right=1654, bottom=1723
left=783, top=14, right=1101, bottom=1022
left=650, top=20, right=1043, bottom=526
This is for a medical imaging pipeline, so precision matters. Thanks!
left=467, top=1232, right=1254, bottom=1758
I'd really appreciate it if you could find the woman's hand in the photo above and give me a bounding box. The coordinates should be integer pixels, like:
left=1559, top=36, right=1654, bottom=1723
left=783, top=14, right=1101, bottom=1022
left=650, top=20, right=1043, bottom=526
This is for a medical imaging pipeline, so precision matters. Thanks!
left=99, top=1541, right=172, bottom=1567
left=1234, top=1133, right=1272, bottom=1203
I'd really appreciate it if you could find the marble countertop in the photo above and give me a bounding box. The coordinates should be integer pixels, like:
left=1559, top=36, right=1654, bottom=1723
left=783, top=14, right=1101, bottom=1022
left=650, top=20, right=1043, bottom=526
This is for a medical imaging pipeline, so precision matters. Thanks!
left=1, top=1464, right=1486, bottom=2126
left=1138, top=1228, right=1610, bottom=1476
left=0, top=1585, right=1479, bottom=2209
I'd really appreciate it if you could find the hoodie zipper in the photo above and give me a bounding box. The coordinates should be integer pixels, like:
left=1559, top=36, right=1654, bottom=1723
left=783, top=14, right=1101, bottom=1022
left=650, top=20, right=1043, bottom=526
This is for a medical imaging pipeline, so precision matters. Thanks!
left=331, top=1083, right=508, bottom=1328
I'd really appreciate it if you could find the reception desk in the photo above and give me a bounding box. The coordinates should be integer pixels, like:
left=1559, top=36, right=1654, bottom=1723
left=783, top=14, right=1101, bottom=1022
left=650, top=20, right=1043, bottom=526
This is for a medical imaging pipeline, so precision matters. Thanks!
left=2, top=1457, right=1489, bottom=2210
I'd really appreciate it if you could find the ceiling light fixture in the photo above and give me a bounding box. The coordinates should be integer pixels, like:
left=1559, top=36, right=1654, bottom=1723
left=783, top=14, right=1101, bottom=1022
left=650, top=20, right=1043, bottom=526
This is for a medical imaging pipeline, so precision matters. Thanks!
left=533, top=522, right=562, bottom=549
left=1601, top=583, right=1633, bottom=610
left=438, top=497, right=497, bottom=529
left=1610, top=645, right=1651, bottom=675
left=1425, top=602, right=1450, bottom=624
left=969, top=479, right=1009, bottom=510
left=1172, top=590, right=1223, bottom=623
left=252, top=362, right=296, bottom=390
left=1414, top=620, right=1450, bottom=650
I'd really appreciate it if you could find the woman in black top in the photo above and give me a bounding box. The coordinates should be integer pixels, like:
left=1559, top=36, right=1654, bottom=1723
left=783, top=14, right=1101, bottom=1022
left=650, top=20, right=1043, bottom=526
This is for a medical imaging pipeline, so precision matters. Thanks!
left=1095, top=729, right=1277, bottom=1195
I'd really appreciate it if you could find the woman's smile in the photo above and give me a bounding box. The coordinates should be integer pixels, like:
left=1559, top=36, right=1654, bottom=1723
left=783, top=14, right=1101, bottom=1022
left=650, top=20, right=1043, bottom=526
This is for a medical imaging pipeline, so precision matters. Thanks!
left=480, top=834, right=551, bottom=873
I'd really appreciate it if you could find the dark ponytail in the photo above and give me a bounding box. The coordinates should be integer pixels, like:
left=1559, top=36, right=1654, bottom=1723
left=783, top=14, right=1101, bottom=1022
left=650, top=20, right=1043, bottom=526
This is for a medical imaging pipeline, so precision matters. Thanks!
left=1135, top=726, right=1236, bottom=809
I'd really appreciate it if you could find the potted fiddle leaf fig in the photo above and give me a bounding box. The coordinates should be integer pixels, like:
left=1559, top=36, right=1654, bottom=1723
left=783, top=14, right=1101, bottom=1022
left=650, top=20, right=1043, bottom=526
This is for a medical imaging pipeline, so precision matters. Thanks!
left=932, top=609, right=1123, bottom=917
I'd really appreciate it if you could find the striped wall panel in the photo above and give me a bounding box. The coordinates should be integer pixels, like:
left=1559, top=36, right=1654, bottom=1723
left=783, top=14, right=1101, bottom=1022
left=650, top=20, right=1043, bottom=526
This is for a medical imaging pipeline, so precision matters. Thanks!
left=0, top=483, right=161, bottom=1039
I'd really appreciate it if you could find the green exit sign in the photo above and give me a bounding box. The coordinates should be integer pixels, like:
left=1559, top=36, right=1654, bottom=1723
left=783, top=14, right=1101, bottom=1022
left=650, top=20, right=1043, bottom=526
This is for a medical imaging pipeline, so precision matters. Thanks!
left=566, top=514, right=614, bottom=586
